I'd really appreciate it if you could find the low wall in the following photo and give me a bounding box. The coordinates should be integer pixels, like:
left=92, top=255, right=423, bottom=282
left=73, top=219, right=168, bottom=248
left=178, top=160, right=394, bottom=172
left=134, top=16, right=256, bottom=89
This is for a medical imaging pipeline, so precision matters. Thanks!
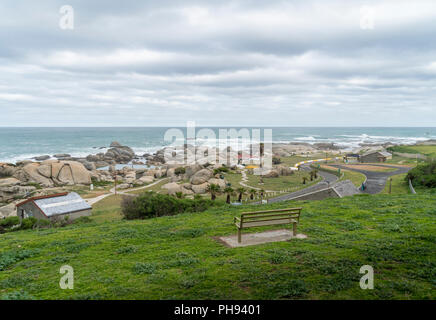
left=408, top=179, right=417, bottom=194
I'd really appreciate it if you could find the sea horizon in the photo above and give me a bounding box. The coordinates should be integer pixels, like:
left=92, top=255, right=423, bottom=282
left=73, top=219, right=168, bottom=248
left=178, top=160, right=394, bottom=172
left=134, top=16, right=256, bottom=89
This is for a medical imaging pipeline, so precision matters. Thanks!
left=1, top=126, right=435, bottom=164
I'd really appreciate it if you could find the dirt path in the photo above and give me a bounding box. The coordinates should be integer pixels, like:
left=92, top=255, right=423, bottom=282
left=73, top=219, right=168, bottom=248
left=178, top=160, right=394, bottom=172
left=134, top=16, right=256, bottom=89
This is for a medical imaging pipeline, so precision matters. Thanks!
left=86, top=178, right=169, bottom=206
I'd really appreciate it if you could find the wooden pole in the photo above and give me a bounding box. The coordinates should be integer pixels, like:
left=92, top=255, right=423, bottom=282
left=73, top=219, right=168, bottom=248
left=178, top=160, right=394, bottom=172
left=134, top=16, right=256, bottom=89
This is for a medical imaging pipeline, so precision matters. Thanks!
left=389, top=178, right=392, bottom=194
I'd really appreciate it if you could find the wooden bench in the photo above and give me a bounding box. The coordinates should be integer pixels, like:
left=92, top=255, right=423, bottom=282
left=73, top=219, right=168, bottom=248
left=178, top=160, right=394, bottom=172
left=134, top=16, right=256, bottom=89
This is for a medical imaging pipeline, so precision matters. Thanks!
left=234, top=207, right=302, bottom=243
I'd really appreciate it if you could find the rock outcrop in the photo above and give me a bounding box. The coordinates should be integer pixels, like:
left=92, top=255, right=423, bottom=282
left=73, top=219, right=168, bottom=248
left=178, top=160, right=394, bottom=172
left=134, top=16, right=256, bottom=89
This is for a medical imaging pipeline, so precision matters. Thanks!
left=190, top=169, right=213, bottom=185
left=18, top=161, right=91, bottom=187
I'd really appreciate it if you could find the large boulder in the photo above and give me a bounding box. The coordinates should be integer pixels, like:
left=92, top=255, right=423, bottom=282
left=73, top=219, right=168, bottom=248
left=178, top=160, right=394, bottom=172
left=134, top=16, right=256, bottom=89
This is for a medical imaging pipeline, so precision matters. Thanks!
left=0, top=185, right=36, bottom=202
left=138, top=176, right=154, bottom=184
left=20, top=161, right=91, bottom=187
left=190, top=169, right=213, bottom=185
left=161, top=182, right=183, bottom=195
left=208, top=178, right=227, bottom=189
left=185, top=164, right=203, bottom=178
left=0, top=203, right=17, bottom=218
left=23, top=163, right=54, bottom=187
left=0, top=178, right=21, bottom=187
left=191, top=182, right=209, bottom=194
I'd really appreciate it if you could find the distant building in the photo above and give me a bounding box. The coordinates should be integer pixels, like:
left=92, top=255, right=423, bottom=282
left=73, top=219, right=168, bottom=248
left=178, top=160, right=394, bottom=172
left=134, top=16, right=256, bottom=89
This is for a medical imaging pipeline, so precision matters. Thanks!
left=360, top=151, right=392, bottom=163
left=16, top=192, right=92, bottom=221
left=344, top=154, right=360, bottom=163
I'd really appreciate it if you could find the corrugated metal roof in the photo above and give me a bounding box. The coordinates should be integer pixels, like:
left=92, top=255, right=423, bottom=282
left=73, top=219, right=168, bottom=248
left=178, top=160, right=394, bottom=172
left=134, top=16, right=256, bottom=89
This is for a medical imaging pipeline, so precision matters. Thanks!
left=33, top=192, right=91, bottom=217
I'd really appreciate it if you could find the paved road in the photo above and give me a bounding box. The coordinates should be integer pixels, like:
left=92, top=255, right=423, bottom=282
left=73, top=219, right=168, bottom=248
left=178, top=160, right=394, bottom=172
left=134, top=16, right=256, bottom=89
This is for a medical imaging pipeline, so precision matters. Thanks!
left=329, top=164, right=411, bottom=194
left=265, top=165, right=338, bottom=204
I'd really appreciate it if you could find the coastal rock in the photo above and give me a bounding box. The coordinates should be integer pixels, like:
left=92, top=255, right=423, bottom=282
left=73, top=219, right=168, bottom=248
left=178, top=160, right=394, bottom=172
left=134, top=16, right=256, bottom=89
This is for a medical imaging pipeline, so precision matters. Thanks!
left=34, top=155, right=50, bottom=161
left=0, top=185, right=36, bottom=202
left=110, top=141, right=123, bottom=148
left=19, top=161, right=91, bottom=187
left=208, top=178, right=227, bottom=189
left=53, top=154, right=71, bottom=158
left=37, top=164, right=52, bottom=178
left=190, top=169, right=213, bottom=185
left=0, top=178, right=21, bottom=187
left=185, top=164, right=203, bottom=178
left=23, top=163, right=54, bottom=187
left=0, top=164, right=17, bottom=177
left=265, top=170, right=279, bottom=178
left=138, top=176, right=154, bottom=184
left=0, top=203, right=17, bottom=218
left=117, top=183, right=131, bottom=190
left=191, top=182, right=209, bottom=194
left=161, top=182, right=183, bottom=195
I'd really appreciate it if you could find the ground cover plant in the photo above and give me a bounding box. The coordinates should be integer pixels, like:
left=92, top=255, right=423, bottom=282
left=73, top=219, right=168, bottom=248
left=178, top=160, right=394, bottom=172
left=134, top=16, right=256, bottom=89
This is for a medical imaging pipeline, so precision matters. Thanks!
left=0, top=192, right=434, bottom=300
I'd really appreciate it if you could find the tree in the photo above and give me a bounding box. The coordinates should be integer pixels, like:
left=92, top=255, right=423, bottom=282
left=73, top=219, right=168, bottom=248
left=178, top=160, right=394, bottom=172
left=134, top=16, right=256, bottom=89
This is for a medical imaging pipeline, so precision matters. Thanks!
left=206, top=183, right=221, bottom=201
left=259, top=189, right=265, bottom=201
left=249, top=189, right=257, bottom=200
left=224, top=186, right=234, bottom=204
left=236, top=187, right=246, bottom=202
left=302, top=177, right=308, bottom=184
left=309, top=171, right=314, bottom=181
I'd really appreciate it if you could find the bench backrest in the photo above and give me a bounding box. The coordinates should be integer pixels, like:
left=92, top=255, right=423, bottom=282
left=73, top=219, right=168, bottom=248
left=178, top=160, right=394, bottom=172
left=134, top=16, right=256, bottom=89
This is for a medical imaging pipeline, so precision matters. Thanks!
left=240, top=207, right=302, bottom=228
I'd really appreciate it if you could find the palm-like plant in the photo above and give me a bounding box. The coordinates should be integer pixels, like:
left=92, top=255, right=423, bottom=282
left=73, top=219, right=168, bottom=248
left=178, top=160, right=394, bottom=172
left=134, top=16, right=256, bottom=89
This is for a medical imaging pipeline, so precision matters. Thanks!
left=302, top=177, right=308, bottom=184
left=259, top=189, right=265, bottom=201
left=224, top=186, right=234, bottom=204
left=249, top=189, right=257, bottom=200
left=236, top=187, right=246, bottom=202
left=206, top=183, right=221, bottom=201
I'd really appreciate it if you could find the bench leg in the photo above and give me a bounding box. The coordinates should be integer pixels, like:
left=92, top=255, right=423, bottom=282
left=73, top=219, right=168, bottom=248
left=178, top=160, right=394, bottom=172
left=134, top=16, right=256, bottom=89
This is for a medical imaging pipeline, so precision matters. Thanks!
left=293, top=223, right=297, bottom=237
left=238, top=228, right=242, bottom=243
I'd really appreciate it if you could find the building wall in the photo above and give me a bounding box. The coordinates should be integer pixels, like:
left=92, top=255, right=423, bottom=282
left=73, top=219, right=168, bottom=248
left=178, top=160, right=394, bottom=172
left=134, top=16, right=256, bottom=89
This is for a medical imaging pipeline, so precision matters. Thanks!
left=17, top=202, right=47, bottom=220
left=17, top=204, right=91, bottom=221
left=360, top=153, right=385, bottom=163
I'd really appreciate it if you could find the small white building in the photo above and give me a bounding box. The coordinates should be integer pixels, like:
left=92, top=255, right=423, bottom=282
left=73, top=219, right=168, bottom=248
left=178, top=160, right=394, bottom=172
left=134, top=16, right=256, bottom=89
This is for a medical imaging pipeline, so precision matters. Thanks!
left=16, top=192, right=92, bottom=221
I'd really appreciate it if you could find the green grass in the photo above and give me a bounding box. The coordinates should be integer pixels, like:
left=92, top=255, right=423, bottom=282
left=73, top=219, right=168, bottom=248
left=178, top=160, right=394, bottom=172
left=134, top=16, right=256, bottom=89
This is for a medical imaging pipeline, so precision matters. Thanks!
left=339, top=169, right=367, bottom=188
left=245, top=172, right=320, bottom=192
left=1, top=192, right=434, bottom=300
left=381, top=174, right=410, bottom=195
left=388, top=145, right=436, bottom=158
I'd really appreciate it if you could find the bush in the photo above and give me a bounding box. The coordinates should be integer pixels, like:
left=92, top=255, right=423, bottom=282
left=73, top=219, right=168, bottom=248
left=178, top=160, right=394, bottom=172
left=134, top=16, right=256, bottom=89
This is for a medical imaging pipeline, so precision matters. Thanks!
left=174, top=167, right=186, bottom=175
left=121, top=192, right=220, bottom=220
left=272, top=157, right=282, bottom=165
left=406, top=160, right=436, bottom=188
left=213, top=167, right=229, bottom=175
left=0, top=216, right=20, bottom=228
left=20, top=217, right=37, bottom=230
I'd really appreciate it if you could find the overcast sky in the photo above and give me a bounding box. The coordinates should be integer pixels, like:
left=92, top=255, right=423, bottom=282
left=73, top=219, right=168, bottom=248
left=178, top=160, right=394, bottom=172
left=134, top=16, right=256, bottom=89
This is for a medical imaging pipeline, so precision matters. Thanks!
left=0, top=0, right=435, bottom=127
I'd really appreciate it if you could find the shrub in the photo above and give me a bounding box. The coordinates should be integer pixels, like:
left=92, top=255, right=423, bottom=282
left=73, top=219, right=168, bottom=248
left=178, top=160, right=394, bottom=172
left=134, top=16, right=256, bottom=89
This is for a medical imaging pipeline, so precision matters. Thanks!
left=272, top=157, right=282, bottom=165
left=213, top=167, right=229, bottom=175
left=73, top=216, right=93, bottom=224
left=174, top=167, right=186, bottom=175
left=121, top=192, right=220, bottom=220
left=20, top=217, right=37, bottom=230
left=0, top=216, right=20, bottom=228
left=406, top=160, right=436, bottom=188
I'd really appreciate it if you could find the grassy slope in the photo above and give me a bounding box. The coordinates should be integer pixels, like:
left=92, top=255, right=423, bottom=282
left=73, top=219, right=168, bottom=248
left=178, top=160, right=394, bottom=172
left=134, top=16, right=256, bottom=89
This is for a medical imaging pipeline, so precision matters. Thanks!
left=389, top=145, right=436, bottom=158
left=381, top=174, right=410, bottom=195
left=1, top=193, right=435, bottom=300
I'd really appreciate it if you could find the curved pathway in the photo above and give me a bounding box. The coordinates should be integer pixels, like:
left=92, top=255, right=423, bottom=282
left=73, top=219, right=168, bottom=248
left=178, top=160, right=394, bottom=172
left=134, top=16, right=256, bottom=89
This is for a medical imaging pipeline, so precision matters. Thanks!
left=266, top=165, right=339, bottom=203
left=328, top=164, right=411, bottom=194
left=86, top=178, right=169, bottom=206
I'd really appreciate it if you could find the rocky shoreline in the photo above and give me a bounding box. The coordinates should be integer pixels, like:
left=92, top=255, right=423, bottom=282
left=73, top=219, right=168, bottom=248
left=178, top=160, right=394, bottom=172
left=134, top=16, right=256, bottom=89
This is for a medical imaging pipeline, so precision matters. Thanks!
left=1, top=138, right=433, bottom=213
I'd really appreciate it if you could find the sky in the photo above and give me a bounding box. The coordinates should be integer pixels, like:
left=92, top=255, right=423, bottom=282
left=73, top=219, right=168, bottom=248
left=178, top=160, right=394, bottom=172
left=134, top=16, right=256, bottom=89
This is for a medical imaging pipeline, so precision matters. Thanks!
left=0, top=0, right=435, bottom=127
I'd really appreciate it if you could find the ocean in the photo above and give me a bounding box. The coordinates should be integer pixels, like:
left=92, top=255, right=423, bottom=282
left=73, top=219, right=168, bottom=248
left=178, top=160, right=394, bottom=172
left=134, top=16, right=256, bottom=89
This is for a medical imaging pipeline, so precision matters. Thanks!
left=0, top=127, right=435, bottom=163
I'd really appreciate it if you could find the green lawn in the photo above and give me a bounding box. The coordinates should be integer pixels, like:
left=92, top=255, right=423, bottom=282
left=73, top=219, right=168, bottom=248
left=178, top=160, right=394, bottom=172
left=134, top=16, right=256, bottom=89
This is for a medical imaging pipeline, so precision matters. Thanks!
left=388, top=145, right=436, bottom=159
left=1, top=193, right=435, bottom=300
left=381, top=174, right=410, bottom=195
left=245, top=172, right=320, bottom=193
left=339, top=169, right=367, bottom=188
